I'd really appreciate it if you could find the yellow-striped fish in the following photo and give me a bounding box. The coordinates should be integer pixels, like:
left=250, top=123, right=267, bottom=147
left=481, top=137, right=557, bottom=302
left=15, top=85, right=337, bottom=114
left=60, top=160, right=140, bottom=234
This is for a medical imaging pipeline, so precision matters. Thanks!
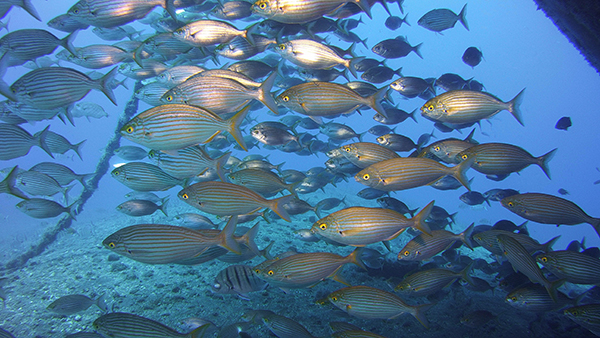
left=111, top=162, right=184, bottom=192
left=421, top=89, right=525, bottom=125
left=252, top=0, right=372, bottom=24
left=121, top=104, right=249, bottom=151
left=327, top=285, right=432, bottom=328
left=311, top=201, right=434, bottom=246
left=398, top=223, right=474, bottom=261
left=394, top=262, right=474, bottom=296
left=355, top=157, right=474, bottom=191
left=178, top=181, right=293, bottom=221
left=536, top=250, right=600, bottom=285
left=93, top=312, right=209, bottom=338
left=340, top=142, right=400, bottom=168
left=227, top=168, right=296, bottom=197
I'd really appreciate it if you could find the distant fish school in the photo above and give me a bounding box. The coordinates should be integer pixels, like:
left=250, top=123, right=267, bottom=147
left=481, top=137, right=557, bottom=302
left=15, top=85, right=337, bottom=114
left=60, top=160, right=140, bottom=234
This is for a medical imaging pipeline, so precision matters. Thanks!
left=0, top=0, right=598, bottom=337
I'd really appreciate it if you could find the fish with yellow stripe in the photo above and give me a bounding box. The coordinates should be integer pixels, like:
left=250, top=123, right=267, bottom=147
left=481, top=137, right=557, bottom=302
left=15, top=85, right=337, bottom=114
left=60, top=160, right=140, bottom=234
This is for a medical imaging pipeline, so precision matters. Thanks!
left=310, top=201, right=434, bottom=247
left=394, top=262, right=475, bottom=296
left=178, top=181, right=294, bottom=221
left=251, top=0, right=372, bottom=24
left=255, top=248, right=365, bottom=289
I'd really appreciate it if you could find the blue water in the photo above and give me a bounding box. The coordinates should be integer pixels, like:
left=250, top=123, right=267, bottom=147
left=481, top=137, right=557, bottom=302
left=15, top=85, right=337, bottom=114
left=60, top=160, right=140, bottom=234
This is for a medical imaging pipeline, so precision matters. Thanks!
left=0, top=0, right=599, bottom=337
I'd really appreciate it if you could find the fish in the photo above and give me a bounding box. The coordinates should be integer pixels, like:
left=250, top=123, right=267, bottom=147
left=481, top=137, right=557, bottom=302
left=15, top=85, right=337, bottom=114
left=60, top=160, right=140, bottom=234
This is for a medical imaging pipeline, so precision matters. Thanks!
left=92, top=25, right=141, bottom=41
left=48, top=13, right=89, bottom=33
left=372, top=36, right=422, bottom=59
left=421, top=89, right=525, bottom=126
left=462, top=47, right=483, bottom=68
left=261, top=313, right=316, bottom=338
left=418, top=4, right=468, bottom=32
left=102, top=217, right=241, bottom=264
left=135, top=82, right=170, bottom=106
left=0, top=124, right=53, bottom=160
left=398, top=223, right=474, bottom=261
left=172, top=19, right=252, bottom=47
left=44, top=131, right=86, bottom=160
left=535, top=250, right=600, bottom=285
left=434, top=73, right=467, bottom=92
left=63, top=44, right=133, bottom=69
left=256, top=249, right=365, bottom=289
left=67, top=0, right=177, bottom=28
left=0, top=29, right=76, bottom=64
left=227, top=168, right=296, bottom=197
left=314, top=197, right=346, bottom=218
left=161, top=72, right=279, bottom=115
left=116, top=198, right=169, bottom=217
left=555, top=116, right=572, bottom=131
left=70, top=102, right=108, bottom=121
left=360, top=66, right=402, bottom=84
left=327, top=285, right=432, bottom=328
left=564, top=304, right=600, bottom=336
left=496, top=234, right=562, bottom=302
left=483, top=188, right=520, bottom=202
left=250, top=122, right=298, bottom=146
left=338, top=143, right=399, bottom=170
left=210, top=0, right=253, bottom=20
left=385, top=14, right=409, bottom=30
left=276, top=81, right=387, bottom=118
left=93, top=312, right=209, bottom=338
left=0, top=166, right=28, bottom=199
left=472, top=229, right=557, bottom=256
left=178, top=181, right=294, bottom=221
left=376, top=133, right=417, bottom=152
left=121, top=104, right=249, bottom=152
left=394, top=262, right=474, bottom=296
left=211, top=264, right=267, bottom=299
left=172, top=213, right=218, bottom=229
left=389, top=76, right=432, bottom=98
left=310, top=201, right=433, bottom=246
left=149, top=146, right=230, bottom=181
left=275, top=39, right=363, bottom=78
left=355, top=157, right=473, bottom=191
left=47, top=294, right=107, bottom=315
left=155, top=65, right=205, bottom=87
left=16, top=198, right=78, bottom=219
left=460, top=191, right=490, bottom=206
left=456, top=143, right=556, bottom=179
left=14, top=170, right=72, bottom=202
left=376, top=197, right=417, bottom=217
left=113, top=145, right=148, bottom=161
left=3, top=67, right=117, bottom=110
left=501, top=193, right=600, bottom=236
left=251, top=0, right=372, bottom=24
left=506, top=284, right=576, bottom=313
left=111, top=162, right=184, bottom=192
left=419, top=130, right=478, bottom=164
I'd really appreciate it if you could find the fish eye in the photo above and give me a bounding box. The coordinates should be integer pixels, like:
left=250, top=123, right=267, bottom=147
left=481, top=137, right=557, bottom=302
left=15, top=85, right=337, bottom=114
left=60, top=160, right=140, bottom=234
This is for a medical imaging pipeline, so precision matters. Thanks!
left=254, top=269, right=261, bottom=273
left=507, top=201, right=514, bottom=207
left=277, top=44, right=285, bottom=50
left=108, top=242, right=115, bottom=248
left=165, top=95, right=173, bottom=102
left=427, top=105, right=434, bottom=111
left=461, top=154, right=468, bottom=160
left=259, top=2, right=267, bottom=9
left=343, top=147, right=351, bottom=152
left=319, top=224, right=327, bottom=230
left=330, top=296, right=337, bottom=301
left=113, top=171, right=119, bottom=176
left=73, top=9, right=79, bottom=14
left=540, top=257, right=547, bottom=263
left=267, top=270, right=274, bottom=275
left=125, top=126, right=134, bottom=133
left=403, top=251, right=409, bottom=256
left=510, top=296, right=517, bottom=301
left=363, top=174, right=370, bottom=180
left=281, top=95, right=289, bottom=102
left=181, top=193, right=189, bottom=200
left=433, top=146, right=440, bottom=152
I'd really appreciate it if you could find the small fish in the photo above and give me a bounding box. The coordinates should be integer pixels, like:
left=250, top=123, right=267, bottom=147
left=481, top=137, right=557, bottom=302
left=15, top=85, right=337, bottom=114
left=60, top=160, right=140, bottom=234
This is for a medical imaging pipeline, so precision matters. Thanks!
left=113, top=146, right=148, bottom=161
left=564, top=304, right=600, bottom=335
left=483, top=188, right=520, bottom=202
left=0, top=166, right=28, bottom=199
left=327, top=285, right=432, bottom=328
left=48, top=14, right=89, bottom=33
left=47, top=294, right=107, bottom=315
left=261, top=313, right=316, bottom=338
left=352, top=58, right=386, bottom=73
left=472, top=229, right=557, bottom=256
left=376, top=133, right=417, bottom=152
left=555, top=116, right=572, bottom=131
left=398, top=224, right=474, bottom=261
left=93, top=312, right=209, bottom=338
left=394, top=262, right=474, bottom=296
left=385, top=14, right=409, bottom=30
left=111, top=162, right=184, bottom=192
left=212, top=264, right=267, bottom=299
left=228, top=168, right=296, bottom=197
left=361, top=66, right=402, bottom=84
left=116, top=198, right=168, bottom=217
left=372, top=36, right=422, bottom=59
left=44, top=131, right=86, bottom=160
left=460, top=191, right=490, bottom=206
left=70, top=102, right=108, bottom=121
left=376, top=197, right=417, bottom=217
left=16, top=198, right=77, bottom=219
left=210, top=1, right=253, bottom=20
left=435, top=73, right=467, bottom=92
left=390, top=76, right=432, bottom=98
left=462, top=47, right=483, bottom=68
left=67, top=0, right=177, bottom=28
left=506, top=285, right=574, bottom=312
left=536, top=250, right=600, bottom=285
left=251, top=0, right=372, bottom=24
left=501, top=193, right=600, bottom=237
left=418, top=4, right=468, bottom=32
left=15, top=170, right=71, bottom=202
left=172, top=19, right=252, bottom=47
left=172, top=213, right=218, bottom=229
left=0, top=124, right=53, bottom=160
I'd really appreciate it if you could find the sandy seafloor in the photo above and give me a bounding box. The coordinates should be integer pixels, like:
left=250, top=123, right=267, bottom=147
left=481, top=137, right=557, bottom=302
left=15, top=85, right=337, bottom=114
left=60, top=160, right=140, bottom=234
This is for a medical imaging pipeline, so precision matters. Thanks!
left=1, top=0, right=600, bottom=337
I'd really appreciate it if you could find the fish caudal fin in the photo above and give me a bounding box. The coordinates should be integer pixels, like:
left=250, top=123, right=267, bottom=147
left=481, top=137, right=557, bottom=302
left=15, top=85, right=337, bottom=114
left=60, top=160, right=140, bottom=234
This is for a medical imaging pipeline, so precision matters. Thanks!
left=508, top=88, right=525, bottom=126
left=348, top=56, right=365, bottom=78
left=410, top=303, right=432, bottom=329
left=542, top=235, right=560, bottom=253
left=345, top=247, right=367, bottom=271
left=219, top=215, right=242, bottom=255
left=214, top=151, right=231, bottom=182
left=159, top=197, right=169, bottom=217
left=36, top=125, right=55, bottom=159
left=60, top=31, right=78, bottom=55
left=367, top=87, right=389, bottom=118
left=257, top=72, right=279, bottom=114
left=2, top=166, right=28, bottom=200
left=226, top=105, right=250, bottom=151
left=352, top=0, right=372, bottom=19
left=452, top=156, right=475, bottom=191
left=99, top=67, right=118, bottom=105
left=411, top=200, right=434, bottom=235
left=460, top=223, right=475, bottom=249
left=458, top=4, right=469, bottom=31
left=412, top=42, right=423, bottom=59
left=268, top=194, right=294, bottom=222
left=73, top=139, right=86, bottom=160
left=21, top=0, right=41, bottom=21
left=460, top=261, right=475, bottom=286
left=189, top=323, right=213, bottom=338
left=538, top=148, right=557, bottom=180
left=241, top=222, right=261, bottom=256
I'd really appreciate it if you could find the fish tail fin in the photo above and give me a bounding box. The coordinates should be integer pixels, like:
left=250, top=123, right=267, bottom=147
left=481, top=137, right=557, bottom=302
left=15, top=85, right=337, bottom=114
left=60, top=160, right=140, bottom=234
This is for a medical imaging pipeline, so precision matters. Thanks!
left=508, top=88, right=525, bottom=126
left=352, top=0, right=372, bottom=19
left=275, top=161, right=286, bottom=174
left=73, top=139, right=86, bottom=160
left=189, top=323, right=212, bottom=338
left=79, top=173, right=95, bottom=188
left=219, top=215, right=242, bottom=255
left=590, top=218, right=600, bottom=238
left=286, top=181, right=300, bottom=198
left=67, top=200, right=79, bottom=220
left=60, top=31, right=78, bottom=55
left=460, top=261, right=475, bottom=286
left=451, top=156, right=475, bottom=191
left=99, top=67, right=118, bottom=106
left=367, top=87, right=389, bottom=118
left=411, top=200, right=434, bottom=235
left=96, top=293, right=108, bottom=312
left=21, top=0, right=41, bottom=21
left=257, top=71, right=279, bottom=114
left=314, top=204, right=323, bottom=219
left=3, top=166, right=28, bottom=200
left=411, top=303, right=432, bottom=329
left=459, top=223, right=475, bottom=249
left=36, top=125, right=55, bottom=159
left=242, top=25, right=255, bottom=45
left=62, top=184, right=74, bottom=205
left=214, top=151, right=231, bottom=182
left=159, top=197, right=169, bottom=217
left=133, top=44, right=145, bottom=68
left=345, top=247, right=367, bottom=271
left=546, top=279, right=565, bottom=303
left=409, top=108, right=418, bottom=123
left=413, top=42, right=423, bottom=59
left=348, top=56, right=365, bottom=78
left=538, top=148, right=557, bottom=180
left=261, top=241, right=275, bottom=259
left=458, top=4, right=469, bottom=30
left=241, top=222, right=261, bottom=256
left=402, top=13, right=410, bottom=26
left=269, top=194, right=294, bottom=222
left=226, top=105, right=250, bottom=151
left=542, top=235, right=560, bottom=253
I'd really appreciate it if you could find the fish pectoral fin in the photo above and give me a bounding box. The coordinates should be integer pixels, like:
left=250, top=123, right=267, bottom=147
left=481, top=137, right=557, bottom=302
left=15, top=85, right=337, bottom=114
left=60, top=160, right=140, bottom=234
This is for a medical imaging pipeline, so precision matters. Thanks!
left=331, top=270, right=351, bottom=286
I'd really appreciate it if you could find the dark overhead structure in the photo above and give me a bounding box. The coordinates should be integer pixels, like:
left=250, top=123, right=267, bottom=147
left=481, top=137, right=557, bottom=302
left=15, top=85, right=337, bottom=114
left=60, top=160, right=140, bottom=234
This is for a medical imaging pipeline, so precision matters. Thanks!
left=533, top=0, right=600, bottom=74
